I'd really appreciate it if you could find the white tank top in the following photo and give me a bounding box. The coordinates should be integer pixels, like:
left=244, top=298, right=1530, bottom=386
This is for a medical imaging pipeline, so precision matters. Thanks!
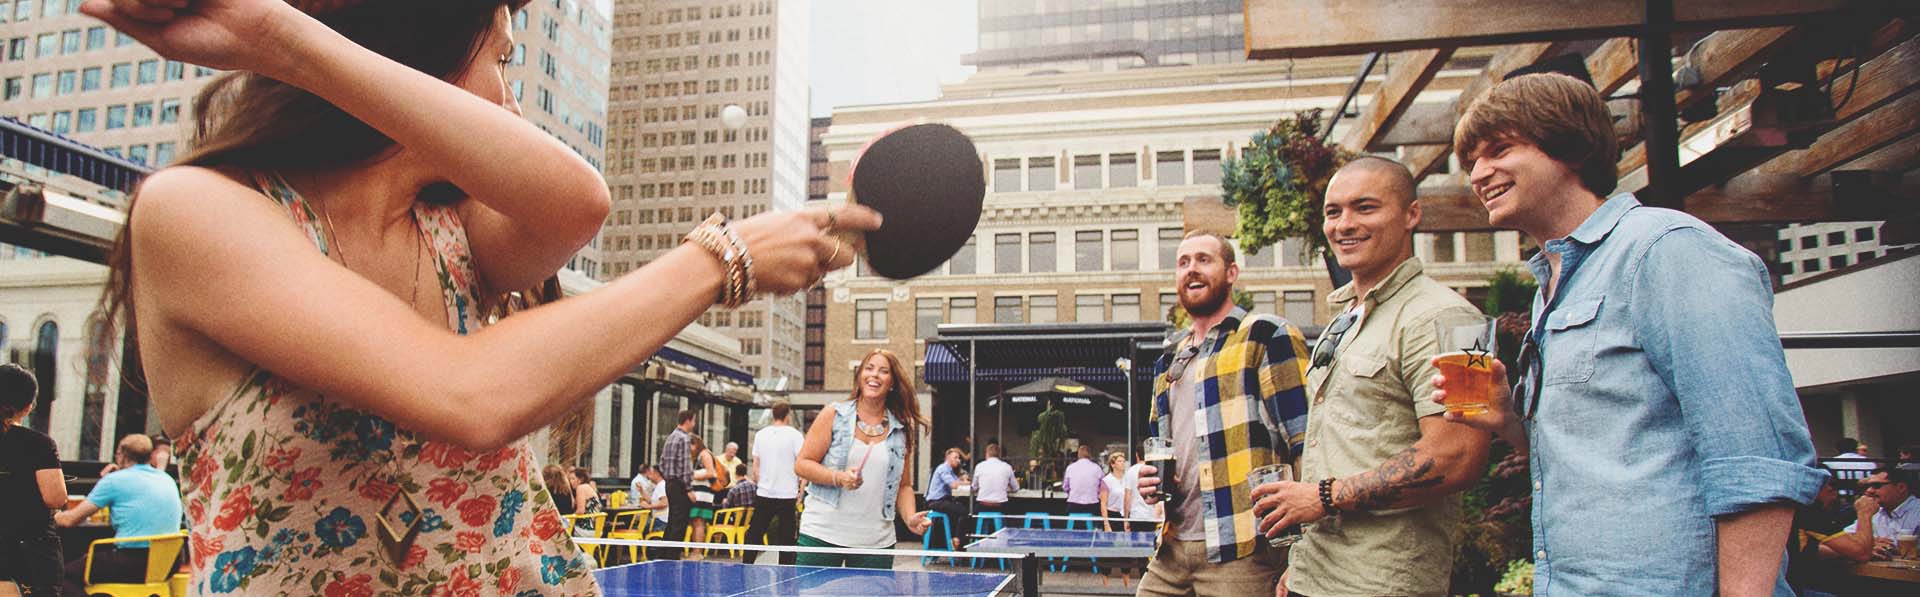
left=799, top=440, right=895, bottom=548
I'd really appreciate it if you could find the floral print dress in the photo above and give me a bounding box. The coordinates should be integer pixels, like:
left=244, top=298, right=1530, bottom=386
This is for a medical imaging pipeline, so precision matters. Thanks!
left=174, top=175, right=599, bottom=595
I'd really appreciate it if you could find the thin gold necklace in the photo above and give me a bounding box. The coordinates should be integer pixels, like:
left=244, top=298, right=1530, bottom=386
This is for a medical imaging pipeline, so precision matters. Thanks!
left=316, top=197, right=422, bottom=310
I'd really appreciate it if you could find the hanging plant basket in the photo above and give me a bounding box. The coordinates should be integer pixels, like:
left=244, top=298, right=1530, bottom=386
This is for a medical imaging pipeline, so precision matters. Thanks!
left=1219, top=109, right=1358, bottom=264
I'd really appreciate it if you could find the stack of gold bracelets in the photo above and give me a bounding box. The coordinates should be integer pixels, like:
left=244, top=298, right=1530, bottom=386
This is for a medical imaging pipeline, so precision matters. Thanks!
left=683, top=213, right=756, bottom=308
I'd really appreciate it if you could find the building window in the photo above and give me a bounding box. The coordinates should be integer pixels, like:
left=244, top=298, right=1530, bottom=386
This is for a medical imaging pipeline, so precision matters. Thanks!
left=1112, top=294, right=1141, bottom=322
left=915, top=298, right=942, bottom=339
left=49, top=111, right=69, bottom=134
left=1112, top=229, right=1139, bottom=271
left=86, top=26, right=105, bottom=50
left=855, top=299, right=887, bottom=340
left=1857, top=251, right=1877, bottom=264
left=949, top=297, right=977, bottom=324
left=1243, top=243, right=1274, bottom=268
left=949, top=236, right=976, bottom=275
left=109, top=62, right=129, bottom=87
left=993, top=159, right=1021, bottom=193
left=1027, top=232, right=1055, bottom=273
left=1284, top=291, right=1316, bottom=326
left=1073, top=155, right=1101, bottom=189
left=136, top=59, right=157, bottom=84
left=1192, top=149, right=1222, bottom=185
left=1156, top=150, right=1185, bottom=185
left=1827, top=231, right=1846, bottom=246
left=994, top=296, right=1023, bottom=323
left=30, top=72, right=50, bottom=98
left=1027, top=157, right=1056, bottom=191
left=1429, top=232, right=1457, bottom=263
left=1075, top=295, right=1105, bottom=322
left=1158, top=228, right=1182, bottom=270
left=1801, top=259, right=1819, bottom=273
left=1159, top=292, right=1178, bottom=320
left=1829, top=255, right=1847, bottom=269
left=1109, top=152, right=1137, bottom=188
left=74, top=108, right=94, bottom=132
left=80, top=66, right=99, bottom=91
left=128, top=144, right=148, bottom=165
left=1800, top=235, right=1817, bottom=250
left=1856, top=227, right=1876, bottom=242
left=1250, top=291, right=1277, bottom=315
left=131, top=101, right=152, bottom=127
left=1030, top=295, right=1058, bottom=324
left=1465, top=231, right=1497, bottom=262
left=995, top=233, right=1021, bottom=274
left=1075, top=230, right=1104, bottom=272
left=104, top=104, right=125, bottom=129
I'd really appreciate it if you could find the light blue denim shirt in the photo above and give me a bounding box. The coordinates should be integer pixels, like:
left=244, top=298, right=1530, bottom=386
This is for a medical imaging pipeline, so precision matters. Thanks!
left=1521, top=194, right=1826, bottom=596
left=804, top=400, right=908, bottom=521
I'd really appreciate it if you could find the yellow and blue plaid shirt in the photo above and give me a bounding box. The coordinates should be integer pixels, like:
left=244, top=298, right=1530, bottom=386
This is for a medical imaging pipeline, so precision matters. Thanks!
left=1150, top=306, right=1311, bottom=564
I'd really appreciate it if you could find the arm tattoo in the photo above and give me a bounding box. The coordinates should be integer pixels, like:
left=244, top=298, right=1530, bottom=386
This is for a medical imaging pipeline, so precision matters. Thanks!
left=1335, top=446, right=1446, bottom=511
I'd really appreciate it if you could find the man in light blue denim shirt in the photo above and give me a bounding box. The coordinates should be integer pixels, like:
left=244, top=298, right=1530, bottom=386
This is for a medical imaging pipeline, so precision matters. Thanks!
left=1436, top=73, right=1827, bottom=596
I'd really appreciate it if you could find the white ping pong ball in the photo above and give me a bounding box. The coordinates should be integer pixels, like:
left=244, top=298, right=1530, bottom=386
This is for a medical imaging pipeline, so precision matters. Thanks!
left=721, top=104, right=748, bottom=130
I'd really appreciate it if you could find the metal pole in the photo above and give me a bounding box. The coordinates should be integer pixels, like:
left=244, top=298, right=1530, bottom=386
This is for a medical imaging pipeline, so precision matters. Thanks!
left=1322, top=52, right=1383, bottom=142
left=1638, top=0, right=1680, bottom=209
left=968, top=340, right=977, bottom=518
left=1021, top=553, right=1042, bottom=596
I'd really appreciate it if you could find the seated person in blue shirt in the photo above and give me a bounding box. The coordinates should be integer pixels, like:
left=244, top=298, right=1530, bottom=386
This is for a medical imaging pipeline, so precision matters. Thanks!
left=55, top=433, right=184, bottom=593
left=1824, top=468, right=1920, bottom=562
left=924, top=447, right=971, bottom=550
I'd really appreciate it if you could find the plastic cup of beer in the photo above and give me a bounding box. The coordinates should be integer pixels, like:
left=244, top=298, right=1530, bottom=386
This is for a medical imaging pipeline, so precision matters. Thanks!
left=1899, top=533, right=1918, bottom=561
left=1143, top=438, right=1177, bottom=506
left=1250, top=464, right=1303, bottom=547
left=1434, top=316, right=1499, bottom=416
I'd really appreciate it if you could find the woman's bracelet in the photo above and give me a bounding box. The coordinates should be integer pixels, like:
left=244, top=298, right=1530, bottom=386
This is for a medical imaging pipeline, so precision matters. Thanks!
left=683, top=213, right=754, bottom=308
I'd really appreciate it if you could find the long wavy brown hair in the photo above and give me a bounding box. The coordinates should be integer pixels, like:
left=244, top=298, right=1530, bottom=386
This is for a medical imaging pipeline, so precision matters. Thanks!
left=95, top=0, right=545, bottom=386
left=845, top=349, right=928, bottom=456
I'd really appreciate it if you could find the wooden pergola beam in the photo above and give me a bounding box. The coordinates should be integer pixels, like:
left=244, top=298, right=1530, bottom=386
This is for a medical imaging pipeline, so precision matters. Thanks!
left=1247, top=0, right=1853, bottom=59
left=1342, top=48, right=1456, bottom=152
left=1402, top=42, right=1567, bottom=178
left=1620, top=24, right=1912, bottom=176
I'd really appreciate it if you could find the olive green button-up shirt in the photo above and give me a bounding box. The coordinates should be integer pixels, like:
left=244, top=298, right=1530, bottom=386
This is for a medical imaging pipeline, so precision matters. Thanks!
left=1289, top=257, right=1482, bottom=597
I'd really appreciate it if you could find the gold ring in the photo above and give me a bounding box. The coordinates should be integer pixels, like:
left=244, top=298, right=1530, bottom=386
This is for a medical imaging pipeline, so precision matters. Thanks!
left=826, top=239, right=844, bottom=264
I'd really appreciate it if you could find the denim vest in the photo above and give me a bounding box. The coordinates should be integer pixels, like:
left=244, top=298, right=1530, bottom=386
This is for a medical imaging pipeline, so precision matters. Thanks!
left=804, top=400, right=908, bottom=521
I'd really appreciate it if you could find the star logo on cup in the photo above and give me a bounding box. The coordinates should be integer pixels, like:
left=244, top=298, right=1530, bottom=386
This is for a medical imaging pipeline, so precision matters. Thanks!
left=1464, top=338, right=1492, bottom=369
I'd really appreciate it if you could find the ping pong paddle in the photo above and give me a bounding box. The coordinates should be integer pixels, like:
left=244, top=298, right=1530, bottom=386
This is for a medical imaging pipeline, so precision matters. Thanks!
left=842, top=123, right=985, bottom=279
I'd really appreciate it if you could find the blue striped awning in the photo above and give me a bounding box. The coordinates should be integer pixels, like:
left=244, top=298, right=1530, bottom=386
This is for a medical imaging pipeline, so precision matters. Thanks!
left=1, top=117, right=149, bottom=193
left=656, top=345, right=753, bottom=384
left=923, top=322, right=1169, bottom=385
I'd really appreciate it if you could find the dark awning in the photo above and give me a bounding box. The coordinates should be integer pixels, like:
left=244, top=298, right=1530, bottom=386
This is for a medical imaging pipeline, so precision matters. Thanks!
left=925, top=322, right=1170, bottom=385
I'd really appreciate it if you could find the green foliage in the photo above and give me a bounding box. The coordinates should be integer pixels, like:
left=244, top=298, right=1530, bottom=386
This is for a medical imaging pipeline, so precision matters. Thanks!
left=1480, top=269, right=1539, bottom=317
left=1029, top=402, right=1069, bottom=466
left=1165, top=289, right=1255, bottom=329
left=1219, top=109, right=1357, bottom=264
left=1494, top=559, right=1535, bottom=595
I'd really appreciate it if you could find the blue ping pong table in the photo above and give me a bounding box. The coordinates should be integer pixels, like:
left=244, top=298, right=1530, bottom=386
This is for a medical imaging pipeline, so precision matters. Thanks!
left=594, top=560, right=1018, bottom=596
left=965, top=528, right=1158, bottom=559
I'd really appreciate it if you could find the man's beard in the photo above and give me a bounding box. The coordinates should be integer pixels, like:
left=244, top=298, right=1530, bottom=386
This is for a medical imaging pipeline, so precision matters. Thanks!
left=1181, top=280, right=1232, bottom=317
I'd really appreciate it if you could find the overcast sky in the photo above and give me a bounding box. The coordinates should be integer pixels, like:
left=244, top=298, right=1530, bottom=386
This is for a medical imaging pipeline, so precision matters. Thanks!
left=807, top=0, right=978, bottom=117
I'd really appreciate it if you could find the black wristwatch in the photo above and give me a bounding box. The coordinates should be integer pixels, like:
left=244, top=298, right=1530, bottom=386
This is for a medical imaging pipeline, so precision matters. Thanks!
left=1318, top=478, right=1340, bottom=516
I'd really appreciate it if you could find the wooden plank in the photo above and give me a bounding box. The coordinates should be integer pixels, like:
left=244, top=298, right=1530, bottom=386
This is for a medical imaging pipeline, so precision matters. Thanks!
left=1377, top=103, right=1456, bottom=146
left=1343, top=48, right=1456, bottom=152
left=1585, top=38, right=1640, bottom=95
left=1403, top=42, right=1566, bottom=179
left=1619, top=32, right=1920, bottom=187
left=1670, top=27, right=1796, bottom=111
left=1835, top=130, right=1920, bottom=173
left=1246, top=0, right=1853, bottom=59
left=1757, top=89, right=1920, bottom=177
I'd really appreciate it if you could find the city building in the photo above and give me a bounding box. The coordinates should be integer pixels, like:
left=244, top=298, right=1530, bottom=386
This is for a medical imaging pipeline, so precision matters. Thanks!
left=1776, top=221, right=1917, bottom=283
left=600, top=0, right=810, bottom=385
left=512, top=0, right=614, bottom=279
left=803, top=115, right=828, bottom=390
left=966, top=0, right=1247, bottom=74
left=818, top=58, right=1533, bottom=482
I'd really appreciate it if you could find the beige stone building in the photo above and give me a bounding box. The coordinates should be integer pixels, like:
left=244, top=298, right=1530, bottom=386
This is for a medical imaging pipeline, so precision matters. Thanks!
left=817, top=60, right=1533, bottom=401
left=600, top=0, right=809, bottom=384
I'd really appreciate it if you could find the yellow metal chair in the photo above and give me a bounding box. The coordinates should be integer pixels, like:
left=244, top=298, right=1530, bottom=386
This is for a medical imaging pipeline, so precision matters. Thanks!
left=168, top=573, right=188, bottom=596
left=561, top=513, right=609, bottom=567
left=706, top=507, right=750, bottom=559
left=83, top=530, right=188, bottom=597
left=607, top=509, right=653, bottom=563
left=607, top=490, right=628, bottom=509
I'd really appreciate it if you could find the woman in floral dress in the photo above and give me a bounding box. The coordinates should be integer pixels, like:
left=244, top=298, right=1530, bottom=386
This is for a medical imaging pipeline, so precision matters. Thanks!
left=86, top=0, right=874, bottom=593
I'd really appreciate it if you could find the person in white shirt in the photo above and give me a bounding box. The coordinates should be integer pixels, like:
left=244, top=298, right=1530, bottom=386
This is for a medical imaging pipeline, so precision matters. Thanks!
left=1125, top=448, right=1165, bottom=532
left=972, top=443, right=1019, bottom=515
left=1827, top=468, right=1920, bottom=562
left=628, top=463, right=657, bottom=510
left=746, top=400, right=806, bottom=565
left=1830, top=438, right=1877, bottom=474
left=1099, top=451, right=1131, bottom=531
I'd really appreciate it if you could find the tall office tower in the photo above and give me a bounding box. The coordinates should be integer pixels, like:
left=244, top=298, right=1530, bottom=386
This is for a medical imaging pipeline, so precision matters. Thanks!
left=509, top=0, right=613, bottom=279
left=602, top=0, right=809, bottom=385
left=966, top=0, right=1246, bottom=74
